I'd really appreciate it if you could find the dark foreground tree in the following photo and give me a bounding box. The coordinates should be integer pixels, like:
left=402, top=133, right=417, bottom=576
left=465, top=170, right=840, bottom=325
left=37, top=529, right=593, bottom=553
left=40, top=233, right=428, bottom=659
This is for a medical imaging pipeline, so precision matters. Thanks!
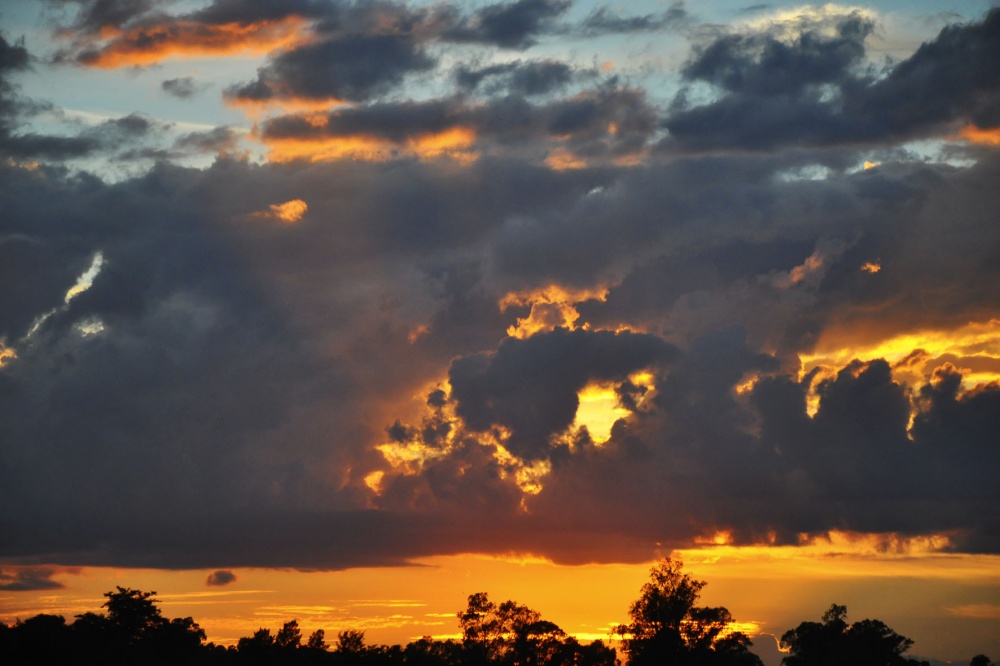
left=458, top=592, right=616, bottom=666
left=615, top=557, right=763, bottom=666
left=780, top=604, right=929, bottom=666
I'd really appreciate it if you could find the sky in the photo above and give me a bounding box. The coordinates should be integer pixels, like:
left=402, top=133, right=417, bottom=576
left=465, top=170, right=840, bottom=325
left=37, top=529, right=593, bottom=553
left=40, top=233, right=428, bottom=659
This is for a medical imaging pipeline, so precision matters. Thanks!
left=1, top=0, right=1000, bottom=663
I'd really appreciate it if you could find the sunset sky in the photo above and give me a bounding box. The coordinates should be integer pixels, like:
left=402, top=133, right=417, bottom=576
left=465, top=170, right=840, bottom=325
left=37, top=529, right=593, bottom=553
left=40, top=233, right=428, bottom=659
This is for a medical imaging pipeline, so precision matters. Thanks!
left=1, top=0, right=999, bottom=663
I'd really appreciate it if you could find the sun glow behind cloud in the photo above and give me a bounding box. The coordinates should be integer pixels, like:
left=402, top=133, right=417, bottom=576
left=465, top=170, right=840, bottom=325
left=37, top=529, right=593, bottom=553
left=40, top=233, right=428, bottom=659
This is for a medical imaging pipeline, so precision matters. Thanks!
left=801, top=319, right=1000, bottom=390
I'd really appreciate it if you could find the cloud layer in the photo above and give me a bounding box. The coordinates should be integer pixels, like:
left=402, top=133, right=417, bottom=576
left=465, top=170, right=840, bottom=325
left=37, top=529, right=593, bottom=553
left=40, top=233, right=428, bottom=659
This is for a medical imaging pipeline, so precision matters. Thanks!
left=1, top=0, right=999, bottom=570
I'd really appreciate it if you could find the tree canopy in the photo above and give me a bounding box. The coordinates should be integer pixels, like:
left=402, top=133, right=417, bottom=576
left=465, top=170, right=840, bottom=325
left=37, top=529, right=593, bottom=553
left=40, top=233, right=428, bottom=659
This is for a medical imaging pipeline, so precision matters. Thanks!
left=780, top=604, right=929, bottom=666
left=615, top=557, right=763, bottom=666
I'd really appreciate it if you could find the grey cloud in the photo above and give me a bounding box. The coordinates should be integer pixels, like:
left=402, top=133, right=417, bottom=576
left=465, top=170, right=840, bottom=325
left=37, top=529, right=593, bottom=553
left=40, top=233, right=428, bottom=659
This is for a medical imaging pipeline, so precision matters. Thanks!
left=258, top=83, right=657, bottom=162
left=0, top=33, right=31, bottom=72
left=205, top=570, right=237, bottom=586
left=226, top=33, right=434, bottom=103
left=442, top=0, right=571, bottom=49
left=46, top=0, right=160, bottom=35
left=455, top=59, right=575, bottom=96
left=578, top=1, right=690, bottom=36
left=161, top=76, right=206, bottom=99
left=665, top=9, right=1000, bottom=152
left=171, top=126, right=240, bottom=154
left=0, top=567, right=66, bottom=591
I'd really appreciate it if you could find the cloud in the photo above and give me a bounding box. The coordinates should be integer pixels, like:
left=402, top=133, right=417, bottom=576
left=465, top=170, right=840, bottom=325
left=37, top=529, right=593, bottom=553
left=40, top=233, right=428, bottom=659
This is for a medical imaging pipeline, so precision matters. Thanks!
left=161, top=76, right=207, bottom=99
left=664, top=7, right=1000, bottom=152
left=206, top=570, right=237, bottom=586
left=1, top=3, right=999, bottom=572
left=227, top=34, right=434, bottom=105
left=577, top=2, right=690, bottom=37
left=442, top=0, right=571, bottom=49
left=0, top=566, right=66, bottom=591
left=455, top=60, right=576, bottom=97
left=251, top=198, right=309, bottom=223
left=56, top=14, right=306, bottom=69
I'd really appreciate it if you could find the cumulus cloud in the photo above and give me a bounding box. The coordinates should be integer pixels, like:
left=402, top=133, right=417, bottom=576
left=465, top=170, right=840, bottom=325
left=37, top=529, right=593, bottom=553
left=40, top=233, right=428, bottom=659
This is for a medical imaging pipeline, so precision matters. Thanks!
left=664, top=7, right=1000, bottom=152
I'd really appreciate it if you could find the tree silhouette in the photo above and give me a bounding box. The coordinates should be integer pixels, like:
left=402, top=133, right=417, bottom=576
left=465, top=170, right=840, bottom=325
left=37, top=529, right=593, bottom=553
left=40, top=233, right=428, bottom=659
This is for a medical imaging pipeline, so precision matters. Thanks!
left=615, top=557, right=763, bottom=666
left=277, top=619, right=303, bottom=649
left=457, top=592, right=614, bottom=666
left=337, top=629, right=368, bottom=654
left=308, top=628, right=329, bottom=650
left=780, top=604, right=929, bottom=666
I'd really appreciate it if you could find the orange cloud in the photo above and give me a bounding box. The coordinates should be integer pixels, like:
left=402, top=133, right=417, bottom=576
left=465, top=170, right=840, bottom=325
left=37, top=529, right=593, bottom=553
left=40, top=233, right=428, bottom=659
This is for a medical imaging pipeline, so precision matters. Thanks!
left=860, top=261, right=881, bottom=273
left=227, top=96, right=348, bottom=122
left=76, top=17, right=312, bottom=68
left=956, top=124, right=1000, bottom=146
left=0, top=343, right=15, bottom=367
left=263, top=127, right=478, bottom=164
left=545, top=148, right=587, bottom=171
left=251, top=199, right=308, bottom=223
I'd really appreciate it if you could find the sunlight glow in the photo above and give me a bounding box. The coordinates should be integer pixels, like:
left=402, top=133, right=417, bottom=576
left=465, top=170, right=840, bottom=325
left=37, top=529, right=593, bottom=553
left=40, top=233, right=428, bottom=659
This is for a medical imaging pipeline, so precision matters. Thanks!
left=801, top=319, right=1000, bottom=392
left=574, top=372, right=655, bottom=443
left=500, top=284, right=610, bottom=339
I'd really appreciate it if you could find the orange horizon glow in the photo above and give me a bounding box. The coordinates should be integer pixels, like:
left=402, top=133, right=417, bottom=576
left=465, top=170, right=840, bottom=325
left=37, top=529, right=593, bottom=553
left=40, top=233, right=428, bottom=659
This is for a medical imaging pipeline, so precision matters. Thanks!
left=2, top=545, right=996, bottom=656
left=72, top=17, right=313, bottom=69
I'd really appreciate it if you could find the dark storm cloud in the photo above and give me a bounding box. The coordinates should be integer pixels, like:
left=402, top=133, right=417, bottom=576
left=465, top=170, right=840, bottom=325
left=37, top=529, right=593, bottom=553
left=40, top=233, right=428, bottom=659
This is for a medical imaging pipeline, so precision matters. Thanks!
left=664, top=8, right=1000, bottom=152
left=205, top=570, right=237, bottom=586
left=3, top=2, right=1000, bottom=571
left=226, top=33, right=435, bottom=103
left=449, top=328, right=676, bottom=459
left=442, top=0, right=571, bottom=49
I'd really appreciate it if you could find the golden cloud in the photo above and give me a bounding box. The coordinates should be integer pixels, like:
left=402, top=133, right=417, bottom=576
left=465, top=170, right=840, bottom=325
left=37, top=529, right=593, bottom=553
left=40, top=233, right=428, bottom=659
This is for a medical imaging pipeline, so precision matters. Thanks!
left=263, top=127, right=478, bottom=164
left=251, top=199, right=308, bottom=223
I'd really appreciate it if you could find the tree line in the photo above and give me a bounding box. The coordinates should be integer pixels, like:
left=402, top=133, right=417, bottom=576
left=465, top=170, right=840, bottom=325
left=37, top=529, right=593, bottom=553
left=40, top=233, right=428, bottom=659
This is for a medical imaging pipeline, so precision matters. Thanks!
left=0, top=558, right=993, bottom=666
